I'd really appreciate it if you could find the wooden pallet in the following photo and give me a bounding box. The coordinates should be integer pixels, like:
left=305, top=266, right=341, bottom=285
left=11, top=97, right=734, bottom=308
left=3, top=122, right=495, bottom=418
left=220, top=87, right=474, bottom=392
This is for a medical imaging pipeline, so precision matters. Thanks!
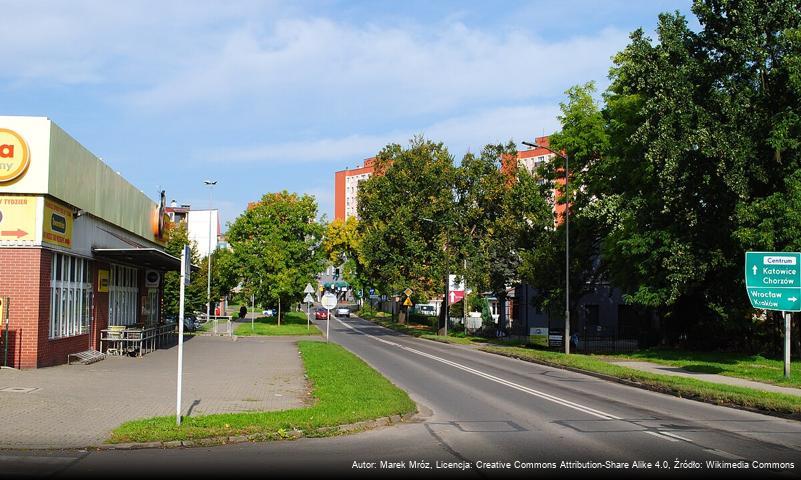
left=67, top=349, right=106, bottom=365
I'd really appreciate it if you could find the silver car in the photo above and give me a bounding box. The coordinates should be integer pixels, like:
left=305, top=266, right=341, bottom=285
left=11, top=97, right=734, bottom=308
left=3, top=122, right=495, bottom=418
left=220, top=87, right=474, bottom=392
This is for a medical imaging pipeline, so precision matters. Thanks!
left=335, top=306, right=350, bottom=317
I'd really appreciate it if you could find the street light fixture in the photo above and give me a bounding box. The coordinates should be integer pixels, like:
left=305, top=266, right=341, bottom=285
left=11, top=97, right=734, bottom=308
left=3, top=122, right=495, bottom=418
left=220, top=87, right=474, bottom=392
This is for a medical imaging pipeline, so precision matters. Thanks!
left=204, top=180, right=217, bottom=321
left=522, top=140, right=571, bottom=354
left=422, top=217, right=449, bottom=336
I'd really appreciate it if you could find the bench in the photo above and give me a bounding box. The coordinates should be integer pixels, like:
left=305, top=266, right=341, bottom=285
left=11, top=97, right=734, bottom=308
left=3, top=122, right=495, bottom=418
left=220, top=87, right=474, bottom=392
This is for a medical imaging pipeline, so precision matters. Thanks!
left=68, top=349, right=106, bottom=365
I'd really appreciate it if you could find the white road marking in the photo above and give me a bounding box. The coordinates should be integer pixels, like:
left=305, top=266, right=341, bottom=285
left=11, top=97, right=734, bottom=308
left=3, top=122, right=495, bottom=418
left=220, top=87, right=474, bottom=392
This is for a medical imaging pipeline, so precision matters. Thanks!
left=645, top=431, right=678, bottom=442
left=704, top=448, right=746, bottom=460
left=334, top=316, right=621, bottom=420
left=659, top=431, right=694, bottom=442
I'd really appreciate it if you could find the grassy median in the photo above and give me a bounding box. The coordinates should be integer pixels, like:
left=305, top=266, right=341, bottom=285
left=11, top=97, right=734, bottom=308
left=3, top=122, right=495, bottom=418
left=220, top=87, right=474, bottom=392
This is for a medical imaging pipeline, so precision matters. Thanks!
left=481, top=345, right=801, bottom=418
left=235, top=311, right=320, bottom=336
left=605, top=349, right=801, bottom=388
left=109, top=341, right=416, bottom=443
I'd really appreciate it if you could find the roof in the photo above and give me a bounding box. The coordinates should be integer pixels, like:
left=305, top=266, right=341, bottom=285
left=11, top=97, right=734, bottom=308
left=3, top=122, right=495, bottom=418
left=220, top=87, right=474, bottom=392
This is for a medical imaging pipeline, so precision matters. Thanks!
left=92, top=248, right=199, bottom=272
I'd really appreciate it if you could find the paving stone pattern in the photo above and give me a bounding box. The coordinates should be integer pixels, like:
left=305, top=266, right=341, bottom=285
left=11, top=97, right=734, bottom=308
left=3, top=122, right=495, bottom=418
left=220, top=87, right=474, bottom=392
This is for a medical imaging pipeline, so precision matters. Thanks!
left=0, top=336, right=312, bottom=448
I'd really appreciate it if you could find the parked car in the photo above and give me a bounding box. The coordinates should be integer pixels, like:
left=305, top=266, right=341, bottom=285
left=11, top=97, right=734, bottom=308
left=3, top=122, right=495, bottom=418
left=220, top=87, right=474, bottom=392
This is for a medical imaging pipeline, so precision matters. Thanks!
left=335, top=306, right=350, bottom=317
left=315, top=307, right=329, bottom=320
left=183, top=316, right=198, bottom=332
left=262, top=308, right=275, bottom=317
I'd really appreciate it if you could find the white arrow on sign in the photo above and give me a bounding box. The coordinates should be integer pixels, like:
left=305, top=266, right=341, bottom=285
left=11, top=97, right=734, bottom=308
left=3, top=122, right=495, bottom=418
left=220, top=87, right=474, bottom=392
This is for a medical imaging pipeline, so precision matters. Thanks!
left=752, top=265, right=758, bottom=275
left=449, top=291, right=456, bottom=303
left=790, top=297, right=798, bottom=303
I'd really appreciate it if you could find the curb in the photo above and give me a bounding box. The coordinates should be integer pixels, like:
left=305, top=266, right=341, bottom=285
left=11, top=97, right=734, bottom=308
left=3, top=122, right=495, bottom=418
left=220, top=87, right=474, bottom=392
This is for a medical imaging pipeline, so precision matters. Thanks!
left=478, top=347, right=801, bottom=422
left=91, top=411, right=418, bottom=451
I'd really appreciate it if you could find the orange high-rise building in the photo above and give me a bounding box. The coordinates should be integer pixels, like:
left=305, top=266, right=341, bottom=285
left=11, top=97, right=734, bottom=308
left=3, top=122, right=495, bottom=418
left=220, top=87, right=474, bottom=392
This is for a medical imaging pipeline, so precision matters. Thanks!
left=334, top=157, right=376, bottom=220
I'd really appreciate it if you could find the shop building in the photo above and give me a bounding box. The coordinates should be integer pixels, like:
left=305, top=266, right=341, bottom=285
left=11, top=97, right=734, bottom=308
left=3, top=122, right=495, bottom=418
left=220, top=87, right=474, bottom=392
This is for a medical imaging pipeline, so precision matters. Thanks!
left=0, top=116, right=180, bottom=368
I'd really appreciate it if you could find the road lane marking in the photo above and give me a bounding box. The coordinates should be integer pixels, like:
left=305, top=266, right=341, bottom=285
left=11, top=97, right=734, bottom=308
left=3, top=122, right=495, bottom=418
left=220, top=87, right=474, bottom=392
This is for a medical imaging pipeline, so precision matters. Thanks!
left=644, top=431, right=678, bottom=442
left=659, top=431, right=693, bottom=442
left=334, top=316, right=621, bottom=420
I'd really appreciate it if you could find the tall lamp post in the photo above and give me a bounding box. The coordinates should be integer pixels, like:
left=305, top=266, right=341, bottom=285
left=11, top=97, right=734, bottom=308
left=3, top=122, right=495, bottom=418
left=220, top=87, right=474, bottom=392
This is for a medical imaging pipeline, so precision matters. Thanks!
left=522, top=140, right=571, bottom=354
left=204, top=180, right=217, bottom=321
left=422, top=217, right=449, bottom=336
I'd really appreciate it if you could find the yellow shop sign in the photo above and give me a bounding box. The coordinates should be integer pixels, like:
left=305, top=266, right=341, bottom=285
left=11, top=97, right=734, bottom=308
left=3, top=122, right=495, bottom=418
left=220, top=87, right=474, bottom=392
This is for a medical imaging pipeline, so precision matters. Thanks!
left=43, top=198, right=73, bottom=248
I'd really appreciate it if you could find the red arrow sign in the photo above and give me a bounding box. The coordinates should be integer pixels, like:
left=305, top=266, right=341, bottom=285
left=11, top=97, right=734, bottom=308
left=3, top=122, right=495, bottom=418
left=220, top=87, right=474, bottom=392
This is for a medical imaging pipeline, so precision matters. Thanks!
left=1, top=229, right=27, bottom=238
left=449, top=290, right=465, bottom=305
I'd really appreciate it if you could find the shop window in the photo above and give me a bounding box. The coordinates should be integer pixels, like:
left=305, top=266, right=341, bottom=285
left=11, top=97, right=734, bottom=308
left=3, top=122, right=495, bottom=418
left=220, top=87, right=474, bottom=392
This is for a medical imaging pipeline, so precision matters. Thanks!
left=50, top=253, right=92, bottom=339
left=109, top=264, right=139, bottom=326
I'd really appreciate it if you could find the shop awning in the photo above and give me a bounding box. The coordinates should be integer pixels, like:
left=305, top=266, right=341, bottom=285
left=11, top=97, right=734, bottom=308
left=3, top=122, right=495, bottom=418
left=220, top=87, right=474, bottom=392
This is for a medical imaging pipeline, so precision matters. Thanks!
left=92, top=248, right=199, bottom=272
left=323, top=280, right=350, bottom=288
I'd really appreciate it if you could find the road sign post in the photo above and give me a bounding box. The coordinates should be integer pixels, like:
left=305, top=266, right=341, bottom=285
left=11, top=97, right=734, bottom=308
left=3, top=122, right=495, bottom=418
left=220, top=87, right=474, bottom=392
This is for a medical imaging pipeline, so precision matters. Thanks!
left=321, top=292, right=337, bottom=342
left=176, top=245, right=189, bottom=425
left=745, top=251, right=799, bottom=378
left=304, top=292, right=314, bottom=330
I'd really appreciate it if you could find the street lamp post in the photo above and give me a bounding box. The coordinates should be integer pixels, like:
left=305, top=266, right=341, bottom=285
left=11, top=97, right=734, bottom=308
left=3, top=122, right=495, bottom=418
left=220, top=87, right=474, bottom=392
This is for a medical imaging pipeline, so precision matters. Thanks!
left=204, top=180, right=217, bottom=322
left=522, top=141, right=571, bottom=354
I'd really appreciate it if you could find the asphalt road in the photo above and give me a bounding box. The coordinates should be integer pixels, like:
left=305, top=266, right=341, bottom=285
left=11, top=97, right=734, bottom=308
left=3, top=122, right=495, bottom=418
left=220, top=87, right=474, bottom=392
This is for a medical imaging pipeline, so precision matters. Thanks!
left=3, top=313, right=801, bottom=479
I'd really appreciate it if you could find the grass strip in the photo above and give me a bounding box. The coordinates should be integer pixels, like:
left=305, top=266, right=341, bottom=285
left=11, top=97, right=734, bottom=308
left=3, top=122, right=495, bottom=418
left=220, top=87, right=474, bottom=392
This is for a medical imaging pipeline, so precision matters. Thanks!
left=109, top=341, right=416, bottom=443
left=235, top=311, right=320, bottom=336
left=603, top=349, right=801, bottom=388
left=481, top=346, right=801, bottom=418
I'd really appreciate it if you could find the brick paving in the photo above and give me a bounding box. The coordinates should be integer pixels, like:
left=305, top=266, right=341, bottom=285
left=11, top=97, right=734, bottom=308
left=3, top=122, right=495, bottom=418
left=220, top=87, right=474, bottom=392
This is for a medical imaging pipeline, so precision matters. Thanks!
left=0, top=336, right=314, bottom=448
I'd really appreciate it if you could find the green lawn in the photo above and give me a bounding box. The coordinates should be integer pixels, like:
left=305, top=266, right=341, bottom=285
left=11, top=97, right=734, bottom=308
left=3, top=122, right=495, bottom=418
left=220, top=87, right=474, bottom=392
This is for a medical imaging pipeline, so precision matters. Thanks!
left=109, top=341, right=416, bottom=443
left=235, top=311, right=320, bottom=336
left=481, top=345, right=801, bottom=417
left=604, top=349, right=801, bottom=388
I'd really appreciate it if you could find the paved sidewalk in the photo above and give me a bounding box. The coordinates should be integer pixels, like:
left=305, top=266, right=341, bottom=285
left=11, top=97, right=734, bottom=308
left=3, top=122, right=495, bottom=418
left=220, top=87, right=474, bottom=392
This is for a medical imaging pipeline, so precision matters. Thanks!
left=610, top=360, right=801, bottom=397
left=0, top=336, right=313, bottom=448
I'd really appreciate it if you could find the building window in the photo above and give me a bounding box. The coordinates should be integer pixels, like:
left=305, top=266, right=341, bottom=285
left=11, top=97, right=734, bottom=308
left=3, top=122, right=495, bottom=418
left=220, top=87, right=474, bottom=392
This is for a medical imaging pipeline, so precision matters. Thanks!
left=50, top=253, right=92, bottom=339
left=109, top=264, right=139, bottom=326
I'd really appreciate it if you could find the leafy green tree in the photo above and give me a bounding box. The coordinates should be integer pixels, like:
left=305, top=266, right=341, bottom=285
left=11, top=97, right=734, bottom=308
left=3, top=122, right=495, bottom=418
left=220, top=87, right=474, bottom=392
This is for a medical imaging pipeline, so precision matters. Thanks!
left=162, top=222, right=205, bottom=317
left=584, top=0, right=801, bottom=348
left=519, top=82, right=612, bottom=328
left=455, top=142, right=552, bottom=327
left=227, top=191, right=325, bottom=323
left=322, top=217, right=368, bottom=298
left=358, top=137, right=457, bottom=327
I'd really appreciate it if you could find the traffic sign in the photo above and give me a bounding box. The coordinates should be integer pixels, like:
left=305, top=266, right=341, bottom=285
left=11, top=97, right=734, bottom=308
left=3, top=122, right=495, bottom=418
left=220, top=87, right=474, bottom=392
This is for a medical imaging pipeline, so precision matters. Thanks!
left=303, top=293, right=314, bottom=304
left=404, top=288, right=413, bottom=297
left=403, top=297, right=413, bottom=307
left=321, top=292, right=337, bottom=309
left=304, top=283, right=315, bottom=294
left=745, top=252, right=801, bottom=311
left=448, top=290, right=465, bottom=305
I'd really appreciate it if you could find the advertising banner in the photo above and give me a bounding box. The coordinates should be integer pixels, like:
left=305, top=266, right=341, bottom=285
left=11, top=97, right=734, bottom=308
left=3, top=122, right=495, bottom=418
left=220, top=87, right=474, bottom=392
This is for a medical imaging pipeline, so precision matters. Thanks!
left=43, top=197, right=72, bottom=248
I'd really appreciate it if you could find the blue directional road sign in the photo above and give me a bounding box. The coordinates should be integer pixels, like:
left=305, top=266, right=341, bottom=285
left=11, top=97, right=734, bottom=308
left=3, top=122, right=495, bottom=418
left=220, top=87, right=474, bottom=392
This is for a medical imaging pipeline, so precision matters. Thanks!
left=745, top=252, right=801, bottom=312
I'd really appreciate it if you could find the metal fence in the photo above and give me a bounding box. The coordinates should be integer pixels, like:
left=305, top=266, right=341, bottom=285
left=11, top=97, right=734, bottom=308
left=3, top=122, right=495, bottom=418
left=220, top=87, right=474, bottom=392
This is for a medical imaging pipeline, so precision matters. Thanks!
left=574, top=335, right=639, bottom=354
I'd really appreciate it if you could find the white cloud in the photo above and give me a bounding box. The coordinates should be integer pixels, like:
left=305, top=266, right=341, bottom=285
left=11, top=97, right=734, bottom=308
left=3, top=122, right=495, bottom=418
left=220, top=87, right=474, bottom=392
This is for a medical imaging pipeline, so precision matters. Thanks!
left=203, top=103, right=561, bottom=166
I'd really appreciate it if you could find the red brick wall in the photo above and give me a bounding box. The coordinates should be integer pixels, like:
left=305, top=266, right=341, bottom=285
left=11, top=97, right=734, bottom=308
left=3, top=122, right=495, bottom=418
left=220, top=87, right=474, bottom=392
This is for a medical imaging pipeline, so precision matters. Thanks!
left=0, top=248, right=45, bottom=368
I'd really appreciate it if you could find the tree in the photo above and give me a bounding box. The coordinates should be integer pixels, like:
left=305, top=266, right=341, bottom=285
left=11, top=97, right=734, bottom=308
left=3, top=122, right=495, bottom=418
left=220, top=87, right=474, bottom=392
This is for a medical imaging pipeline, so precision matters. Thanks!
left=162, top=222, right=205, bottom=317
left=455, top=142, right=552, bottom=328
left=358, top=137, right=457, bottom=327
left=519, top=82, right=612, bottom=330
left=321, top=217, right=368, bottom=298
left=226, top=191, right=325, bottom=323
left=588, top=0, right=801, bottom=348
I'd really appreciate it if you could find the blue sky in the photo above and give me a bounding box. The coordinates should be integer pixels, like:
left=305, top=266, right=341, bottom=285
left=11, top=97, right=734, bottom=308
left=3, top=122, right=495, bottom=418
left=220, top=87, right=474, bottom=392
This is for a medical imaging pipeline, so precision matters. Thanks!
left=3, top=0, right=694, bottom=227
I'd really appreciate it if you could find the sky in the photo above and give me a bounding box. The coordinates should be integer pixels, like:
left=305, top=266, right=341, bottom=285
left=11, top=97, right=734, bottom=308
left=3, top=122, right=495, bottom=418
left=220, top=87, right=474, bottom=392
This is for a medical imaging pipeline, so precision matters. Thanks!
left=2, top=0, right=695, bottom=228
